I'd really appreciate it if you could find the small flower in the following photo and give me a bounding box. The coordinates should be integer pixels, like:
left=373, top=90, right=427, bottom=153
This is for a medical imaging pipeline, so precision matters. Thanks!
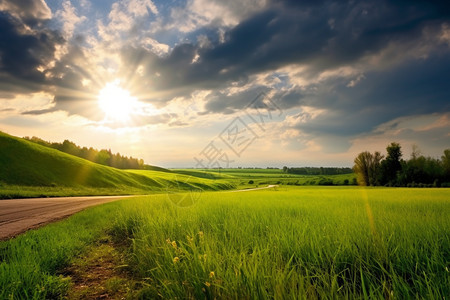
left=198, top=231, right=204, bottom=237
left=205, top=281, right=211, bottom=287
left=166, top=238, right=171, bottom=244
left=173, top=256, right=179, bottom=263
left=172, top=241, right=177, bottom=249
left=198, top=254, right=207, bottom=261
left=209, top=271, right=215, bottom=278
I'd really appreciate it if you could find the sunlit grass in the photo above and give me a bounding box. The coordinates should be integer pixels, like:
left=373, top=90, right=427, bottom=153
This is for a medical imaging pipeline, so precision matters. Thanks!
left=110, top=187, right=450, bottom=298
left=1, top=187, right=449, bottom=299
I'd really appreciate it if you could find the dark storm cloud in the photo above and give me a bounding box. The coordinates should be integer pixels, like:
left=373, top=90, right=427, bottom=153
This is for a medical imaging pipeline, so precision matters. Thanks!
left=0, top=0, right=52, bottom=25
left=201, top=86, right=272, bottom=114
left=128, top=0, right=450, bottom=99
left=284, top=53, right=450, bottom=137
left=0, top=11, right=62, bottom=93
left=0, top=1, right=94, bottom=118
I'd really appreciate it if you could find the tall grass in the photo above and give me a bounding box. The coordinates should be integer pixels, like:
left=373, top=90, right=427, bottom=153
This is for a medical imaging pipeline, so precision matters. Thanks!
left=0, top=201, right=123, bottom=299
left=1, top=187, right=448, bottom=298
left=110, top=187, right=450, bottom=298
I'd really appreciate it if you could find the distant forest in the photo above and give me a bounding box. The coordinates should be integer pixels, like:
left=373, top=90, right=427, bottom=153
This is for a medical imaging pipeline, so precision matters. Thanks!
left=353, top=143, right=450, bottom=187
left=24, top=136, right=145, bottom=170
left=282, top=166, right=353, bottom=175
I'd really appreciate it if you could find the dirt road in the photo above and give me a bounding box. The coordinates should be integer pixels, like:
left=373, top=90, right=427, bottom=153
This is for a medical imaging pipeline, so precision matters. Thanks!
left=227, top=185, right=279, bottom=192
left=0, top=185, right=279, bottom=241
left=0, top=196, right=132, bottom=240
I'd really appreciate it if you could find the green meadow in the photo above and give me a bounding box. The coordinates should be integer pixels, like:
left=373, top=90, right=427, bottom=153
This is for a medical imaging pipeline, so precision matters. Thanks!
left=0, top=132, right=233, bottom=199
left=173, top=168, right=357, bottom=188
left=1, top=187, right=449, bottom=299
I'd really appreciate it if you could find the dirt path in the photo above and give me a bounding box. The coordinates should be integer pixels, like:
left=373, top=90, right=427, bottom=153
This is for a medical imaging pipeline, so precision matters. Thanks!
left=0, top=185, right=279, bottom=241
left=0, top=195, right=132, bottom=240
left=228, top=185, right=279, bottom=192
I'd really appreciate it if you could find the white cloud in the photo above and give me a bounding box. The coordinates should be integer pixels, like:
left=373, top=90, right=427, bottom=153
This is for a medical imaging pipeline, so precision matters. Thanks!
left=79, top=0, right=90, bottom=9
left=108, top=2, right=134, bottom=32
left=346, top=74, right=365, bottom=87
left=55, top=1, right=86, bottom=38
left=168, top=0, right=267, bottom=33
left=128, top=0, right=158, bottom=17
left=0, top=92, right=54, bottom=114
left=142, top=37, right=170, bottom=56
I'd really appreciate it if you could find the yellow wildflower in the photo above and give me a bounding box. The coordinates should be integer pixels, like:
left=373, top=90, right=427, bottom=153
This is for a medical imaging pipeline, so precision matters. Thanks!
left=198, top=231, right=204, bottom=237
left=209, top=271, right=215, bottom=278
left=205, top=282, right=211, bottom=287
left=173, top=256, right=179, bottom=263
left=172, top=241, right=177, bottom=249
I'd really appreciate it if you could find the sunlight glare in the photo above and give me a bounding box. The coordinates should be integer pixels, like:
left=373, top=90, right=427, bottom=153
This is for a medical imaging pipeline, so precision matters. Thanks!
left=98, top=81, right=138, bottom=121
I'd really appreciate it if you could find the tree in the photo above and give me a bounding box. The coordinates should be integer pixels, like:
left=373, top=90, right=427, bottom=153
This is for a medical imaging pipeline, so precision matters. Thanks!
left=442, top=149, right=450, bottom=181
left=354, top=152, right=371, bottom=186
left=369, top=151, right=383, bottom=186
left=380, top=142, right=402, bottom=186
left=353, top=151, right=383, bottom=186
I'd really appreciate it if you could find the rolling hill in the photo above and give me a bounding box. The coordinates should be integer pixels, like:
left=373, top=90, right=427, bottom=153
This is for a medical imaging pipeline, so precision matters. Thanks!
left=0, top=131, right=233, bottom=198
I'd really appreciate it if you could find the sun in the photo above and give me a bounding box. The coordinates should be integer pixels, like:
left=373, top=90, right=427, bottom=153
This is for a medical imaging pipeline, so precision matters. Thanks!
left=98, top=81, right=138, bottom=121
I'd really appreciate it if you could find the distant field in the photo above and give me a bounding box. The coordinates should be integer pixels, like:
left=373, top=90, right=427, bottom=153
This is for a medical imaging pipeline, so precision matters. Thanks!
left=173, top=168, right=357, bottom=188
left=2, top=187, right=448, bottom=298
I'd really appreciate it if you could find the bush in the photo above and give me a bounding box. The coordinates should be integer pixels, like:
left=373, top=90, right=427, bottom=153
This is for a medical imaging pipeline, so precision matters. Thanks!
left=248, top=180, right=254, bottom=184
left=318, top=179, right=333, bottom=186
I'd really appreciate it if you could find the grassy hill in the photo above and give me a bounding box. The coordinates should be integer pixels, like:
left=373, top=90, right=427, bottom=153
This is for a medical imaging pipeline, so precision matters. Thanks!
left=0, top=132, right=233, bottom=198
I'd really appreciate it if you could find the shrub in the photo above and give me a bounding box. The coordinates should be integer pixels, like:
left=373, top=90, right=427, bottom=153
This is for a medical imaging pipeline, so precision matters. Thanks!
left=318, top=179, right=333, bottom=186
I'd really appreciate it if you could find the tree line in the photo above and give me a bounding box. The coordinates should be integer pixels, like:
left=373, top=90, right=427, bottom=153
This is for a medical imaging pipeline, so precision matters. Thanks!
left=353, top=142, right=450, bottom=187
left=282, top=166, right=353, bottom=175
left=24, top=136, right=145, bottom=170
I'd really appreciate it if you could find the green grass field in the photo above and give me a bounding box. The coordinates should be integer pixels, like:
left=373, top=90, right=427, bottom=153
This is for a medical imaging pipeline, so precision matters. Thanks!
left=1, top=187, right=449, bottom=298
left=173, top=168, right=357, bottom=188
left=0, top=132, right=233, bottom=198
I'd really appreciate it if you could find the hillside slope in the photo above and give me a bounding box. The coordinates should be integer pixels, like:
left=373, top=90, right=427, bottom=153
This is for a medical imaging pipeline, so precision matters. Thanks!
left=0, top=132, right=233, bottom=197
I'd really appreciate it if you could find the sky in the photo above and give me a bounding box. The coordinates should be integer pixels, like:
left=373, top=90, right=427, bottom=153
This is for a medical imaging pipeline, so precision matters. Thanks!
left=0, top=0, right=449, bottom=168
